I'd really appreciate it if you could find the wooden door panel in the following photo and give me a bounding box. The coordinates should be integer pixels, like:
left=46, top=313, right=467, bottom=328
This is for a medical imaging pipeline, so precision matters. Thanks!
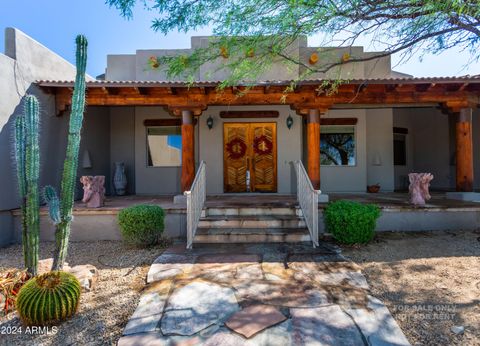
left=251, top=123, right=277, bottom=192
left=224, top=124, right=249, bottom=192
left=223, top=122, right=277, bottom=193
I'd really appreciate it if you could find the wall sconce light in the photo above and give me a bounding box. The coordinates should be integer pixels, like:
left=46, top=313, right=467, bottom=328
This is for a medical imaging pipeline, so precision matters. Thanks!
left=286, top=115, right=294, bottom=130
left=206, top=116, right=214, bottom=130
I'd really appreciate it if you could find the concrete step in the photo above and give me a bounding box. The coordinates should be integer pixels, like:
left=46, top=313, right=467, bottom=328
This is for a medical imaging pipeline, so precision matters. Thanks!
left=205, top=207, right=302, bottom=217
left=195, top=227, right=311, bottom=243
left=198, top=215, right=306, bottom=229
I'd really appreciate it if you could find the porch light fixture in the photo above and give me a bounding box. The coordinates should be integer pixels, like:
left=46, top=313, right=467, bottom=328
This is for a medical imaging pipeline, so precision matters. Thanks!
left=206, top=116, right=214, bottom=130
left=286, top=115, right=294, bottom=130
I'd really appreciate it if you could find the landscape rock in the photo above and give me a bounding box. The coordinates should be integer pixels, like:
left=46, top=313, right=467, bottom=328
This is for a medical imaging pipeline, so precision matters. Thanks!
left=123, top=280, right=172, bottom=335
left=225, top=304, right=286, bottom=338
left=147, top=254, right=194, bottom=283
left=67, top=264, right=98, bottom=291
left=161, top=280, right=239, bottom=336
left=451, top=325, right=465, bottom=335
left=346, top=295, right=411, bottom=345
left=291, top=305, right=365, bottom=345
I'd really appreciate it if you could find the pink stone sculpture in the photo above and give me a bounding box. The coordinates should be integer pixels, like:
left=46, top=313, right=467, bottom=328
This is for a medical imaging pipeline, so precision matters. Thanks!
left=408, top=173, right=434, bottom=206
left=80, top=175, right=105, bottom=208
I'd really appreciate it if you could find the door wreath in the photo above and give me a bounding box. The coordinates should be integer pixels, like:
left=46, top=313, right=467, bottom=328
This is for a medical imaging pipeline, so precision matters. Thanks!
left=226, top=138, right=247, bottom=159
left=253, top=135, right=273, bottom=155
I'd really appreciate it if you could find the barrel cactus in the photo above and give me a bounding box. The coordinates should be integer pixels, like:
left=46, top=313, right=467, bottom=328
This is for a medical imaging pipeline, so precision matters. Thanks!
left=44, top=35, right=88, bottom=271
left=16, top=271, right=81, bottom=325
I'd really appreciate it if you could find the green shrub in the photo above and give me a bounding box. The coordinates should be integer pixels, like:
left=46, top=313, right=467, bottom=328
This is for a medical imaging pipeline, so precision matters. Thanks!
left=16, top=271, right=81, bottom=326
left=118, top=204, right=165, bottom=246
left=324, top=200, right=381, bottom=244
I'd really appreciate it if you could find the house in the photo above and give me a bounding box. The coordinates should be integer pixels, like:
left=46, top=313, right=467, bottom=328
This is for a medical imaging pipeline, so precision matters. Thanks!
left=1, top=28, right=480, bottom=246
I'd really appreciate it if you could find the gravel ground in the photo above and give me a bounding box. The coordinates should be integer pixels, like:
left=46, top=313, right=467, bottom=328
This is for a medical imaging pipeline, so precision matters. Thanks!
left=0, top=241, right=167, bottom=346
left=2, top=232, right=479, bottom=345
left=341, top=230, right=480, bottom=346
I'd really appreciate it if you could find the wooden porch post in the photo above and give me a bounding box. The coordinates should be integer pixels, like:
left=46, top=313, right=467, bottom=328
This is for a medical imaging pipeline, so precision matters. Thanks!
left=181, top=110, right=195, bottom=192
left=456, top=108, right=474, bottom=192
left=307, top=109, right=321, bottom=190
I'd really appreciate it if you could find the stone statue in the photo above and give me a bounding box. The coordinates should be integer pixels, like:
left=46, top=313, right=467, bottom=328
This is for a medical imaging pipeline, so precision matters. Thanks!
left=80, top=176, right=105, bottom=208
left=408, top=173, right=434, bottom=206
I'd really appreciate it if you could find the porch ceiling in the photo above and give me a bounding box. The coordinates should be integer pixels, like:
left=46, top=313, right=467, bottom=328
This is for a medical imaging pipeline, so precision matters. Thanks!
left=36, top=76, right=480, bottom=116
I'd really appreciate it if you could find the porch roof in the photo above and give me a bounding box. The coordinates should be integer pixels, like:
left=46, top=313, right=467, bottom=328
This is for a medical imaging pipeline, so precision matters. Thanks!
left=36, top=76, right=480, bottom=116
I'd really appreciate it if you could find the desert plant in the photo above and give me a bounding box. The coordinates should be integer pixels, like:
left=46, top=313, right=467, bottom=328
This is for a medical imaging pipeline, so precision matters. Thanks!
left=324, top=200, right=381, bottom=244
left=0, top=269, right=30, bottom=315
left=14, top=95, right=41, bottom=276
left=44, top=35, right=88, bottom=271
left=16, top=271, right=81, bottom=325
left=118, top=204, right=165, bottom=246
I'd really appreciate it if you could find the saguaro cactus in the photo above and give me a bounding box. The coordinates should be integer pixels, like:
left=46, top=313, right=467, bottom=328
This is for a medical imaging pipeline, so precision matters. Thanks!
left=44, top=35, right=88, bottom=271
left=14, top=95, right=41, bottom=276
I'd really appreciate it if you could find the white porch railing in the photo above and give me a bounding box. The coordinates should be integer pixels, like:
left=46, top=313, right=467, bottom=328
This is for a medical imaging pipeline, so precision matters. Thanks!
left=185, top=161, right=206, bottom=249
left=294, top=160, right=320, bottom=247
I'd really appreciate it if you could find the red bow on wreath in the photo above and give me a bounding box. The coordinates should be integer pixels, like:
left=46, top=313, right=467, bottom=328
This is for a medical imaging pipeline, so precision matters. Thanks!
left=253, top=135, right=273, bottom=155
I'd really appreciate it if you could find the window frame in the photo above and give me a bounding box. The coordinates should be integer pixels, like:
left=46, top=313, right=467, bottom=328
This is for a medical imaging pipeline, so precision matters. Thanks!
left=320, top=124, right=357, bottom=167
left=145, top=125, right=182, bottom=168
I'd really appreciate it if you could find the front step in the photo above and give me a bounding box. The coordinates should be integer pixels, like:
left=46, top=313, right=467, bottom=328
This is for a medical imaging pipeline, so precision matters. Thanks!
left=195, top=228, right=311, bottom=243
left=198, top=215, right=306, bottom=229
left=206, top=207, right=302, bottom=217
left=193, top=205, right=311, bottom=244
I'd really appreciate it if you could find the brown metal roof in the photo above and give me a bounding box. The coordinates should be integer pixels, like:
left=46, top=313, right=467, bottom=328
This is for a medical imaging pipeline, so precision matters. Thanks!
left=36, top=75, right=480, bottom=88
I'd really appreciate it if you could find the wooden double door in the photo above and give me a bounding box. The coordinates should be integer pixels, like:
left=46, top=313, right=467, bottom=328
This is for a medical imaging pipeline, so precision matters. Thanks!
left=224, top=123, right=277, bottom=192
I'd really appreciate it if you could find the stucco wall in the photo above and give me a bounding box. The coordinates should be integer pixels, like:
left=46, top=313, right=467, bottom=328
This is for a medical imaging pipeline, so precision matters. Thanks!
left=134, top=107, right=200, bottom=195
left=77, top=107, right=112, bottom=196
left=199, top=105, right=301, bottom=194
left=366, top=108, right=395, bottom=191
left=0, top=28, right=77, bottom=246
left=320, top=109, right=367, bottom=192
left=110, top=106, right=136, bottom=194
left=393, top=107, right=455, bottom=191
left=126, top=105, right=396, bottom=195
left=106, top=55, right=136, bottom=80
left=107, top=36, right=395, bottom=82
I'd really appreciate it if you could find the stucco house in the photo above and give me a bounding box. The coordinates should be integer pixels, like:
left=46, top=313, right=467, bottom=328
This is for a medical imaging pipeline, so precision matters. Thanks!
left=1, top=28, right=480, bottom=247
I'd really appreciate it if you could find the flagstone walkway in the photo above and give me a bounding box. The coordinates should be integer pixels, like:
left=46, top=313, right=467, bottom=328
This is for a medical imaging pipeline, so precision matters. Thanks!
left=118, top=243, right=410, bottom=346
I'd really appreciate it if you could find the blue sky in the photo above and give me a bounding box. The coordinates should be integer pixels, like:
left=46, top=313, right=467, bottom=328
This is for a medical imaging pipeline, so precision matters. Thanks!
left=1, top=0, right=479, bottom=78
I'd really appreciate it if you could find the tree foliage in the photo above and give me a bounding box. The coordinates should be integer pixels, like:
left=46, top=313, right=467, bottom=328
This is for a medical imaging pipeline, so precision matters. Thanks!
left=106, top=0, right=480, bottom=85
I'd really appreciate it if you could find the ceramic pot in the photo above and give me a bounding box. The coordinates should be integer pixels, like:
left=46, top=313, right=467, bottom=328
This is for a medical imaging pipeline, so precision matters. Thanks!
left=113, top=162, right=127, bottom=196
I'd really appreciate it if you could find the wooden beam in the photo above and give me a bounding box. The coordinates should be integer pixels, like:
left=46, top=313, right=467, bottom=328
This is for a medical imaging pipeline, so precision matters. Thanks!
left=443, top=99, right=478, bottom=113
left=321, top=118, right=357, bottom=125
left=181, top=110, right=195, bottom=192
left=456, top=108, right=474, bottom=192
left=307, top=109, right=321, bottom=190
left=219, top=110, right=279, bottom=118
left=168, top=105, right=206, bottom=117
left=50, top=84, right=480, bottom=114
left=106, top=87, right=120, bottom=95
left=458, top=83, right=469, bottom=92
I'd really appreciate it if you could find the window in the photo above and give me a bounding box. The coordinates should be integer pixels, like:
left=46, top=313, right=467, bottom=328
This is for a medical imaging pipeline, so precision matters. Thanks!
left=320, top=125, right=355, bottom=166
left=393, top=133, right=407, bottom=166
left=147, top=127, right=182, bottom=167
